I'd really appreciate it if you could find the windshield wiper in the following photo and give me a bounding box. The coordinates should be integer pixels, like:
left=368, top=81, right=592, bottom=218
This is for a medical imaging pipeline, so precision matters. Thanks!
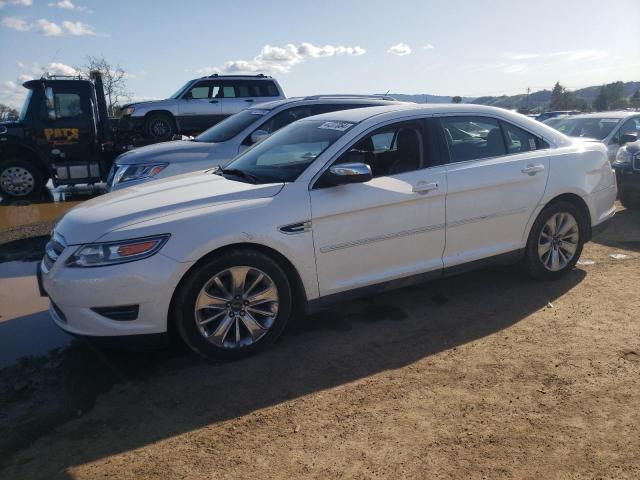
left=220, top=168, right=259, bottom=184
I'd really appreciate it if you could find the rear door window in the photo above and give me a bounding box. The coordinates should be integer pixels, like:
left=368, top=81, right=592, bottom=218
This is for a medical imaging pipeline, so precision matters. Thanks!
left=501, top=121, right=540, bottom=154
left=440, top=116, right=506, bottom=162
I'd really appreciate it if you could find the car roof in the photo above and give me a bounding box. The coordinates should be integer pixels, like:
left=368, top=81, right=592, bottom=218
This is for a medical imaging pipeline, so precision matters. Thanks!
left=248, top=97, right=408, bottom=111
left=565, top=111, right=639, bottom=120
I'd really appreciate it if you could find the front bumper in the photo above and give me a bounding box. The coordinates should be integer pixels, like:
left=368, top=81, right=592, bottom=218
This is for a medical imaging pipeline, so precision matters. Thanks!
left=40, top=249, right=193, bottom=338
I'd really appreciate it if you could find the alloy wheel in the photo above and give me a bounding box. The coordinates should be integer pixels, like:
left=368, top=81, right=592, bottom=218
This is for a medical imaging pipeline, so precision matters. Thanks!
left=538, top=212, right=579, bottom=271
left=194, top=266, right=279, bottom=349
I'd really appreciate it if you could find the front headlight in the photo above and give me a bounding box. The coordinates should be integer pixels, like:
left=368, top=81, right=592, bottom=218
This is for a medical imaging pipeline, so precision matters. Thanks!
left=614, top=147, right=632, bottom=166
left=111, top=163, right=168, bottom=186
left=66, top=234, right=170, bottom=267
left=121, top=106, right=135, bottom=116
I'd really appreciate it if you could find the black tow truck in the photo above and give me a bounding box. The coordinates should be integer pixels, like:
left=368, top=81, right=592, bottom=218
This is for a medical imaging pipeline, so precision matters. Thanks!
left=0, top=72, right=143, bottom=198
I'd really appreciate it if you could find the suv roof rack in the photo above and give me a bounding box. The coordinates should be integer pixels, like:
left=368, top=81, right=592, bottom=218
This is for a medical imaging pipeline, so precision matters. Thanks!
left=302, top=94, right=396, bottom=101
left=205, top=73, right=271, bottom=79
left=42, top=73, right=85, bottom=81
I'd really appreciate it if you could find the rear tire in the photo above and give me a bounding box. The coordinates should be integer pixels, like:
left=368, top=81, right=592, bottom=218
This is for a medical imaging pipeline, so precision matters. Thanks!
left=0, top=159, right=44, bottom=198
left=523, top=201, right=586, bottom=280
left=172, top=249, right=293, bottom=361
left=144, top=113, right=175, bottom=141
left=619, top=189, right=639, bottom=209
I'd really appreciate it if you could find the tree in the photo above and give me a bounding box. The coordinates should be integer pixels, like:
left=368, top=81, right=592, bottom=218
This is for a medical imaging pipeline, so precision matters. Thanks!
left=606, top=81, right=627, bottom=110
left=0, top=103, right=19, bottom=118
left=549, top=81, right=565, bottom=110
left=630, top=89, right=640, bottom=109
left=452, top=96, right=462, bottom=104
left=593, top=85, right=608, bottom=111
left=77, top=55, right=130, bottom=116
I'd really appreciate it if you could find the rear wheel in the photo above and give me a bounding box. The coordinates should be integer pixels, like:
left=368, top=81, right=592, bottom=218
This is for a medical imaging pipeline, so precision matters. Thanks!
left=144, top=113, right=175, bottom=141
left=523, top=201, right=586, bottom=280
left=0, top=159, right=44, bottom=198
left=173, top=249, right=293, bottom=360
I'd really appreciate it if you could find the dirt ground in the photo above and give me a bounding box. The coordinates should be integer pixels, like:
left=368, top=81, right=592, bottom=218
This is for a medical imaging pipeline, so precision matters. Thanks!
left=0, top=205, right=639, bottom=480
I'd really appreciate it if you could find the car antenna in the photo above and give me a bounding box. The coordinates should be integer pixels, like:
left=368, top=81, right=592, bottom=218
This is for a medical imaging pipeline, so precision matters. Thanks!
left=40, top=48, right=61, bottom=79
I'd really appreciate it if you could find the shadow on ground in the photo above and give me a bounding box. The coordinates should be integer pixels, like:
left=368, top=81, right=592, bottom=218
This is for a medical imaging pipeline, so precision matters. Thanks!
left=591, top=205, right=640, bottom=252
left=1, top=263, right=586, bottom=478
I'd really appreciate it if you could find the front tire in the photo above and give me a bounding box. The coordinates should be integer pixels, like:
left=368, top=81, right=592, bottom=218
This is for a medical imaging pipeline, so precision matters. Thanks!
left=144, top=113, right=175, bottom=141
left=523, top=201, right=586, bottom=280
left=172, top=249, right=293, bottom=361
left=0, top=159, right=44, bottom=198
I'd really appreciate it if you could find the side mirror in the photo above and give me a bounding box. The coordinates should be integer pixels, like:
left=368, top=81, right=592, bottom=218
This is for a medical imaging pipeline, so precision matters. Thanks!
left=325, top=162, right=372, bottom=186
left=620, top=133, right=638, bottom=146
left=44, top=86, right=56, bottom=121
left=250, top=129, right=270, bottom=144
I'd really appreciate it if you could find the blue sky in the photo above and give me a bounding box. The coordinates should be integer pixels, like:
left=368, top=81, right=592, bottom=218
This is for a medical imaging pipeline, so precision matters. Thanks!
left=1, top=0, right=639, bottom=108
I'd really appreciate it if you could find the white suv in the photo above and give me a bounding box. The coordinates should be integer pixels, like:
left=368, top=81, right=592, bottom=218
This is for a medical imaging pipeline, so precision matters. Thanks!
left=119, top=74, right=285, bottom=141
left=108, top=95, right=404, bottom=190
left=40, top=104, right=617, bottom=360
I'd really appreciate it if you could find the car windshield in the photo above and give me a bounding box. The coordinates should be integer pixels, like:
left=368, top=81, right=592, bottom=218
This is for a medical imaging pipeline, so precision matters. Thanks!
left=195, top=109, right=270, bottom=143
left=169, top=81, right=193, bottom=99
left=220, top=119, right=355, bottom=183
left=18, top=89, right=33, bottom=122
left=552, top=117, right=620, bottom=140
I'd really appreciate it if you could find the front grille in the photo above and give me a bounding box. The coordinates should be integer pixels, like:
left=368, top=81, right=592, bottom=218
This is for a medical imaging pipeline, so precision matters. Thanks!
left=43, top=232, right=66, bottom=271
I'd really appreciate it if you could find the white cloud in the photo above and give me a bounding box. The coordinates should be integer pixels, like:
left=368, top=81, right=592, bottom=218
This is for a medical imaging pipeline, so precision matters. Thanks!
left=500, top=63, right=529, bottom=74
left=0, top=80, right=27, bottom=108
left=503, top=49, right=609, bottom=62
left=388, top=43, right=411, bottom=56
left=62, top=20, right=97, bottom=35
left=198, top=42, right=366, bottom=75
left=17, top=60, right=78, bottom=79
left=1, top=16, right=30, bottom=31
left=422, top=44, right=435, bottom=50
left=48, top=0, right=92, bottom=13
left=0, top=0, right=33, bottom=7
left=36, top=18, right=63, bottom=36
left=0, top=1, right=6, bottom=9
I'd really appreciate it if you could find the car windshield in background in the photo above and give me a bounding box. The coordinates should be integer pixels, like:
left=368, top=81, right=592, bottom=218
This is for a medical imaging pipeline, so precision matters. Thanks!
left=169, top=81, right=193, bottom=99
left=552, top=117, right=620, bottom=140
left=221, top=119, right=355, bottom=183
left=195, top=109, right=269, bottom=143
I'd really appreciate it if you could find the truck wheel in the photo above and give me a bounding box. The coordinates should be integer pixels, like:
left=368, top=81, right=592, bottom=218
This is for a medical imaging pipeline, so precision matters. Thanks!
left=0, top=159, right=44, bottom=198
left=145, top=113, right=175, bottom=141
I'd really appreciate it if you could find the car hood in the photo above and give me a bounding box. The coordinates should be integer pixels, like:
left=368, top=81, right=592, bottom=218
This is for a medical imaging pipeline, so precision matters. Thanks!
left=56, top=171, right=284, bottom=244
left=624, top=140, right=640, bottom=154
left=116, top=140, right=220, bottom=165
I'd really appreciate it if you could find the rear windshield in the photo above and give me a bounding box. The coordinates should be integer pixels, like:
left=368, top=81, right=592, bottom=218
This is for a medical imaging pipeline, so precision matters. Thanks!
left=552, top=117, right=620, bottom=140
left=195, top=109, right=269, bottom=143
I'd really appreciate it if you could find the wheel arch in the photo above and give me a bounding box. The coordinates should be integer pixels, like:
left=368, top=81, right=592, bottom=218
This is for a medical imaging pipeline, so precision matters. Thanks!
left=0, top=142, right=51, bottom=178
left=524, top=192, right=593, bottom=247
left=143, top=110, right=179, bottom=132
left=167, top=241, right=308, bottom=339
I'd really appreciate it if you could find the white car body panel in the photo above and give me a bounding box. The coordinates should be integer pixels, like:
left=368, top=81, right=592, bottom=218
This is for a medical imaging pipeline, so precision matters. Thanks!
left=42, top=104, right=616, bottom=340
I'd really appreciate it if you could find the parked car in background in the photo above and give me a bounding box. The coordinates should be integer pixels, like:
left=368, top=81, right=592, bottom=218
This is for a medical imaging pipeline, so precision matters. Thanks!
left=548, top=111, right=640, bottom=161
left=542, top=115, right=570, bottom=128
left=536, top=110, right=580, bottom=122
left=107, top=95, right=404, bottom=190
left=118, top=74, right=286, bottom=141
left=613, top=139, right=640, bottom=207
left=40, top=104, right=616, bottom=360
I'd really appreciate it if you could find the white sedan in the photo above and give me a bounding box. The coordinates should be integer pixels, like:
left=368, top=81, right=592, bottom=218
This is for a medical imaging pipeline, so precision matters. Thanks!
left=40, top=104, right=617, bottom=360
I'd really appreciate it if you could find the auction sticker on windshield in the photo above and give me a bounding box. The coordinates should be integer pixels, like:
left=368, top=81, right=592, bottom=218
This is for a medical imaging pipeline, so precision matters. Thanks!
left=318, top=121, right=354, bottom=131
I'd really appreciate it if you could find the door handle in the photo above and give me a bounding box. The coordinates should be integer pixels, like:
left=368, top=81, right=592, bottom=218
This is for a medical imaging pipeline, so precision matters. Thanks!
left=209, top=100, right=218, bottom=104
left=412, top=181, right=439, bottom=194
left=245, top=99, right=254, bottom=103
left=521, top=164, right=545, bottom=175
